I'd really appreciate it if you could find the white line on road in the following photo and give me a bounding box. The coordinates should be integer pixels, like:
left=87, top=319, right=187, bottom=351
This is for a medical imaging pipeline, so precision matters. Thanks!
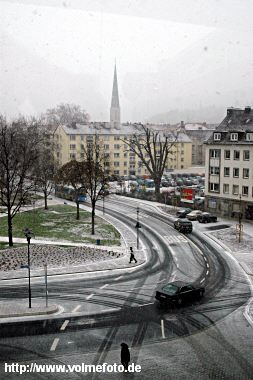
left=200, top=278, right=205, bottom=283
left=72, top=305, right=81, bottom=313
left=50, top=338, right=59, bottom=351
left=115, top=275, right=123, bottom=281
left=206, top=263, right=209, bottom=268
left=100, top=284, right=108, bottom=289
left=204, top=256, right=207, bottom=261
left=60, top=320, right=69, bottom=331
left=86, top=294, right=94, bottom=300
left=161, top=319, right=165, bottom=339
left=206, top=270, right=209, bottom=275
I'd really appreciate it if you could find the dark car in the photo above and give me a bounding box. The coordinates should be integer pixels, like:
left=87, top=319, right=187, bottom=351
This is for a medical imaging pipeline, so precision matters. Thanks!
left=176, top=208, right=192, bottom=218
left=197, top=212, right=217, bottom=223
left=173, top=218, right=193, bottom=233
left=155, top=281, right=205, bottom=306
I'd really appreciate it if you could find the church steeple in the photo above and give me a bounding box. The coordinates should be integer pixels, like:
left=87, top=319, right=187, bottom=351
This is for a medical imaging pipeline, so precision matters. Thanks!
left=110, top=64, right=121, bottom=129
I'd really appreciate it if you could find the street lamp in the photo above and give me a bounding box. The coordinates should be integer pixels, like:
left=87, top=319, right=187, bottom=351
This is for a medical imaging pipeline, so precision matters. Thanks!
left=23, top=227, right=34, bottom=308
left=238, top=194, right=243, bottom=243
left=135, top=206, right=141, bottom=249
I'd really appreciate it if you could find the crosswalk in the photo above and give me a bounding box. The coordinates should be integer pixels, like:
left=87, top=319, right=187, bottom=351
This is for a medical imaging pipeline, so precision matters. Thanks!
left=163, top=235, right=188, bottom=244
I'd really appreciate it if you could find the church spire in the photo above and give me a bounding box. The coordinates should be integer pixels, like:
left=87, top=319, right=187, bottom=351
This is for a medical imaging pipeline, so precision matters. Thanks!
left=110, top=63, right=121, bottom=129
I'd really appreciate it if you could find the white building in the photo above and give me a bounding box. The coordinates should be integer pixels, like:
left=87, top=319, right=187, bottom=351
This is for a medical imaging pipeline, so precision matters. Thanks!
left=205, top=107, right=253, bottom=220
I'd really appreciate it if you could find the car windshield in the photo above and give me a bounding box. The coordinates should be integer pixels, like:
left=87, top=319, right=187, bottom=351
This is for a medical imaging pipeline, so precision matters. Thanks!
left=162, top=284, right=178, bottom=294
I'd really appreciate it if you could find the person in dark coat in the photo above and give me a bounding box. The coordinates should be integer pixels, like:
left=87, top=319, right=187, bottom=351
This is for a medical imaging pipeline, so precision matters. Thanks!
left=129, top=247, right=137, bottom=263
left=121, top=342, right=130, bottom=371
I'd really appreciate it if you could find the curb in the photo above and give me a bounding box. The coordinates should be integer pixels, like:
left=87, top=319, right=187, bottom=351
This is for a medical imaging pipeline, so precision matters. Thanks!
left=0, top=304, right=59, bottom=319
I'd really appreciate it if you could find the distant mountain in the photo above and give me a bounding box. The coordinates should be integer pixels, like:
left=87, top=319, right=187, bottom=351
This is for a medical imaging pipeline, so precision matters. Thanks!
left=147, top=106, right=226, bottom=124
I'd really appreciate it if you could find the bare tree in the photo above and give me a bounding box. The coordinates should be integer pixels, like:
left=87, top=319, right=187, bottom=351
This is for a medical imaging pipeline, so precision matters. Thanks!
left=82, top=134, right=108, bottom=235
left=0, top=116, right=42, bottom=246
left=42, top=103, right=89, bottom=126
left=56, top=160, right=86, bottom=220
left=33, top=132, right=58, bottom=210
left=122, top=124, right=177, bottom=198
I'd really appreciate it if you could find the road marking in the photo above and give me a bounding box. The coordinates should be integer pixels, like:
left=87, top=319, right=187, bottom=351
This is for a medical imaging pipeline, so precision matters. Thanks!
left=72, top=305, right=81, bottom=313
left=100, top=284, right=108, bottom=289
left=50, top=338, right=59, bottom=351
left=60, top=320, right=69, bottom=331
left=206, top=263, right=209, bottom=268
left=206, top=270, right=209, bottom=275
left=164, top=235, right=188, bottom=244
left=115, top=275, right=123, bottom=281
left=204, top=256, right=207, bottom=261
left=161, top=319, right=165, bottom=339
left=200, top=278, right=205, bottom=283
left=86, top=294, right=94, bottom=300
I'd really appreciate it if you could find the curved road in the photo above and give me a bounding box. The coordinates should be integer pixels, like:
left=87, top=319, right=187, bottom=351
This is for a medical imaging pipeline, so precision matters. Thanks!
left=0, top=196, right=252, bottom=379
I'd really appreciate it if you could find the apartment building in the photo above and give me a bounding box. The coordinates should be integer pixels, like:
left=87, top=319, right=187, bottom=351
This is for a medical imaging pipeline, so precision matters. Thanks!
left=205, top=106, right=253, bottom=220
left=54, top=123, right=192, bottom=177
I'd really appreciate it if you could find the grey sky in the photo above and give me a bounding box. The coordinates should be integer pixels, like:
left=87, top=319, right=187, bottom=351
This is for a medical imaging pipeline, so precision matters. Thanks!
left=1, top=0, right=253, bottom=122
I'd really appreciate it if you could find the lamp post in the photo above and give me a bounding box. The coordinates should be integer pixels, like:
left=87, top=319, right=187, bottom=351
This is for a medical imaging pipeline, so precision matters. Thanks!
left=103, top=192, right=105, bottom=215
left=23, top=227, right=34, bottom=308
left=135, top=206, right=141, bottom=249
left=238, top=194, right=243, bottom=243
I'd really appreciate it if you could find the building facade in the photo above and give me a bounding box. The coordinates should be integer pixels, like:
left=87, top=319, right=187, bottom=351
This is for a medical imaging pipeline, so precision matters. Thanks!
left=205, top=107, right=253, bottom=220
left=54, top=123, right=192, bottom=177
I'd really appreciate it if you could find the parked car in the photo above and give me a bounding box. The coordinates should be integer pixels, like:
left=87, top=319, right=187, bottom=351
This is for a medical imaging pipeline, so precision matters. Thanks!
left=186, top=210, right=203, bottom=221
left=174, top=218, right=193, bottom=233
left=197, top=212, right=217, bottom=223
left=176, top=208, right=192, bottom=218
left=155, top=281, right=205, bottom=306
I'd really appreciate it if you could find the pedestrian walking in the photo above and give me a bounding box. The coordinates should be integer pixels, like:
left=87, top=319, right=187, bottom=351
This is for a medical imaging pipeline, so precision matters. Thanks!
left=129, top=247, right=137, bottom=263
left=121, top=342, right=130, bottom=371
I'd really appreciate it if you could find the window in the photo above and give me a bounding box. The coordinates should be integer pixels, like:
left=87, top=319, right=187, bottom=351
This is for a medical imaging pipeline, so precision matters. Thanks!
left=209, top=183, right=219, bottom=192
left=69, top=153, right=76, bottom=159
left=230, top=133, right=238, bottom=141
left=69, top=135, right=76, bottom=140
left=234, top=150, right=240, bottom=160
left=104, top=144, right=109, bottom=150
left=210, top=166, right=220, bottom=175
left=232, top=185, right=239, bottom=195
left=224, top=150, right=230, bottom=159
left=223, top=184, right=229, bottom=194
left=124, top=162, right=127, bottom=166
left=181, top=150, right=184, bottom=155
left=214, top=132, right=221, bottom=141
left=124, top=153, right=127, bottom=157
left=243, top=168, right=249, bottom=178
left=124, top=170, right=127, bottom=175
left=181, top=143, right=184, bottom=147
left=114, top=144, right=120, bottom=149
left=224, top=167, right=230, bottom=176
left=114, top=170, right=119, bottom=175
left=181, top=158, right=184, bottom=162
left=114, top=136, right=120, bottom=140
left=80, top=135, right=84, bottom=141
left=233, top=168, right=239, bottom=177
left=243, top=150, right=250, bottom=160
left=210, top=149, right=220, bottom=158
left=80, top=153, right=84, bottom=158
left=114, top=162, right=120, bottom=167
left=242, top=186, right=249, bottom=196
left=69, top=144, right=76, bottom=150
left=114, top=153, right=120, bottom=158
left=246, top=133, right=253, bottom=141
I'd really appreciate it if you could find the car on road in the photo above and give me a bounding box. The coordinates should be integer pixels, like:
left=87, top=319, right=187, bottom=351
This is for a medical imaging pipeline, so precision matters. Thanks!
left=197, top=212, right=217, bottom=223
left=176, top=208, right=192, bottom=218
left=155, top=281, right=205, bottom=306
left=186, top=210, right=203, bottom=221
left=173, top=218, right=193, bottom=233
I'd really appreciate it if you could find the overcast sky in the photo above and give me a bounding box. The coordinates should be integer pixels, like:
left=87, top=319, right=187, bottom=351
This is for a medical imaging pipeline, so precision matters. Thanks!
left=1, top=0, right=253, bottom=122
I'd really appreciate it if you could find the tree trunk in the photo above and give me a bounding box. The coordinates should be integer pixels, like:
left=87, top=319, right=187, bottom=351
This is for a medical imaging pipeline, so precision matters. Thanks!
left=91, top=200, right=96, bottom=235
left=44, top=191, right=48, bottom=210
left=7, top=211, right=13, bottom=247
left=76, top=200, right=80, bottom=220
left=154, top=179, right=161, bottom=200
